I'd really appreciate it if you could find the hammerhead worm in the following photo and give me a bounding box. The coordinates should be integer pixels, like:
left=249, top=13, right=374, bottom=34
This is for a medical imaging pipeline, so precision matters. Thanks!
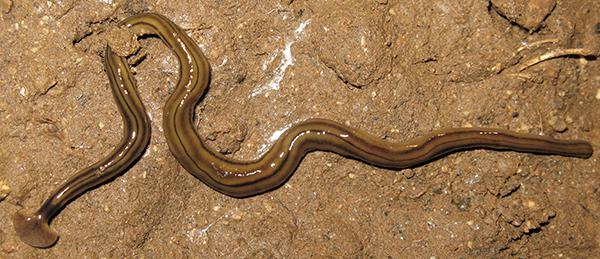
left=13, top=13, right=593, bottom=248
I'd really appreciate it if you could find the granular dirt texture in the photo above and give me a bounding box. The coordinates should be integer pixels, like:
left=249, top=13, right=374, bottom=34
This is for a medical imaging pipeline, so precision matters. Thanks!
left=1, top=0, right=599, bottom=257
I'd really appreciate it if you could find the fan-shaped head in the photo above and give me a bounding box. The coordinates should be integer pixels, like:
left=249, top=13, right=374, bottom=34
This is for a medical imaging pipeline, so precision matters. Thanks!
left=13, top=211, right=58, bottom=248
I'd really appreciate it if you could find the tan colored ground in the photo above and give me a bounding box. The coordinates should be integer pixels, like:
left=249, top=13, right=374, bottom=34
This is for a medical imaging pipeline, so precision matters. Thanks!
left=1, top=0, right=599, bottom=257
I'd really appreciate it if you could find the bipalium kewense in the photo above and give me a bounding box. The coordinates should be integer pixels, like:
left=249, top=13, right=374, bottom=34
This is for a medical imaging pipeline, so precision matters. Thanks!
left=13, top=13, right=593, bottom=248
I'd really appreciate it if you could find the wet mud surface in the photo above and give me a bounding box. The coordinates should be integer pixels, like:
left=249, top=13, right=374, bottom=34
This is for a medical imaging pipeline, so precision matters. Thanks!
left=1, top=0, right=599, bottom=257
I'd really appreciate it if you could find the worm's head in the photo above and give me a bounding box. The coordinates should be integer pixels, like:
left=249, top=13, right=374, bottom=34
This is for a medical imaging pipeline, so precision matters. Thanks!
left=13, top=211, right=58, bottom=248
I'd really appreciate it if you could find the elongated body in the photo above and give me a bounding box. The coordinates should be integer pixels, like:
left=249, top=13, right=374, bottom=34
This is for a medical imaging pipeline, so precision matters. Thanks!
left=13, top=46, right=151, bottom=248
left=123, top=14, right=591, bottom=197
left=13, top=13, right=593, bottom=248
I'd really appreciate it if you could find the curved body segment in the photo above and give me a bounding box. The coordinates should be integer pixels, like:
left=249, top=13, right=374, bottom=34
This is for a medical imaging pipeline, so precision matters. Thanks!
left=13, top=46, right=151, bottom=248
left=122, top=14, right=592, bottom=197
left=14, top=13, right=593, bottom=248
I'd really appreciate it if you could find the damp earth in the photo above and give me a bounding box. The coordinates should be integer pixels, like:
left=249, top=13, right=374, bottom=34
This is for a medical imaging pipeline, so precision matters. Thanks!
left=1, top=0, right=599, bottom=257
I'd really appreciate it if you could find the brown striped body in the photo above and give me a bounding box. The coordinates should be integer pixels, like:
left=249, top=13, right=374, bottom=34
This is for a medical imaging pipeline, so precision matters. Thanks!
left=13, top=13, right=593, bottom=248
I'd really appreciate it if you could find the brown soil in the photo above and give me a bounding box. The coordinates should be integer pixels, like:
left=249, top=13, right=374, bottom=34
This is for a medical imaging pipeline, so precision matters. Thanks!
left=1, top=0, right=599, bottom=257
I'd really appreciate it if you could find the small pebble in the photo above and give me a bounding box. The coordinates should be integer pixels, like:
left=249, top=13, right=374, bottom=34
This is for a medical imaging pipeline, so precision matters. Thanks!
left=19, top=87, right=28, bottom=97
left=511, top=219, right=523, bottom=227
left=596, top=88, right=600, bottom=100
left=548, top=116, right=568, bottom=133
left=517, top=168, right=529, bottom=177
left=403, top=170, right=415, bottom=178
left=67, top=87, right=84, bottom=101
left=523, top=220, right=537, bottom=233
left=0, top=180, right=10, bottom=201
left=44, top=121, right=59, bottom=133
left=106, top=26, right=140, bottom=57
left=230, top=210, right=243, bottom=220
